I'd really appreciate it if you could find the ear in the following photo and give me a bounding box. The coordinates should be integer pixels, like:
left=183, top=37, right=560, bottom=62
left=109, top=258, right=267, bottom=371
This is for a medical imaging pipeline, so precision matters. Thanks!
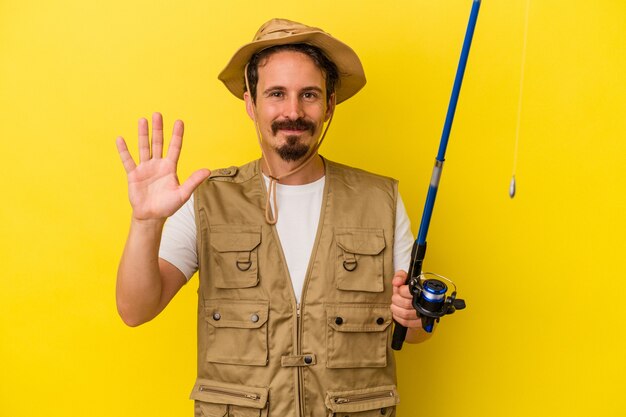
left=325, top=93, right=336, bottom=122
left=244, top=91, right=256, bottom=121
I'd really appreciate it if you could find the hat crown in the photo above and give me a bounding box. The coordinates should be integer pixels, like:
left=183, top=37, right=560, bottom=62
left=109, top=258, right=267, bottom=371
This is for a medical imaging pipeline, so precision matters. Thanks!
left=253, top=18, right=324, bottom=42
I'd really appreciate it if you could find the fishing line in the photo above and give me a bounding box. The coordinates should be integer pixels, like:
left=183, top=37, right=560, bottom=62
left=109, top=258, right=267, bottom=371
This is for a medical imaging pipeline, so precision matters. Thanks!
left=510, top=0, right=531, bottom=198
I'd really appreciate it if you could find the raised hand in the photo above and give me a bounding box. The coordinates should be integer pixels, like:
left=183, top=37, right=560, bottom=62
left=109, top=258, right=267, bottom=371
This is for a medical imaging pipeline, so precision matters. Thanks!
left=116, top=112, right=210, bottom=221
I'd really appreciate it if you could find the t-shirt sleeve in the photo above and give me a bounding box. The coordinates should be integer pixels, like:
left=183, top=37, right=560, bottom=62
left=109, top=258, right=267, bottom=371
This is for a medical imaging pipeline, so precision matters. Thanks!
left=393, top=192, right=414, bottom=273
left=158, top=195, right=198, bottom=280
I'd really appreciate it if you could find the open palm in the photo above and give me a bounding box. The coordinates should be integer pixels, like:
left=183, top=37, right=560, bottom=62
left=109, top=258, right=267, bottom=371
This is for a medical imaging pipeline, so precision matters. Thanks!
left=116, top=113, right=210, bottom=221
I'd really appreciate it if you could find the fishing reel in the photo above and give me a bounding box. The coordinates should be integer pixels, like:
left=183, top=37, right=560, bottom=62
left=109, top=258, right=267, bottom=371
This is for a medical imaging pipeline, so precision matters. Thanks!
left=408, top=272, right=466, bottom=333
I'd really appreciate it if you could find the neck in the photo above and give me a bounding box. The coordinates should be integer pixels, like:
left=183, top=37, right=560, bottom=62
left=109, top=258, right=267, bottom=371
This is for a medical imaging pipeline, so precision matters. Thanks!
left=261, top=153, right=325, bottom=185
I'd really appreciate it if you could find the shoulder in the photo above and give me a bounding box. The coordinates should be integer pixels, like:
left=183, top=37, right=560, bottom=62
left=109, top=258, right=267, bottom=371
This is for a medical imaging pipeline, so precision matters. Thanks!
left=200, top=160, right=259, bottom=185
left=325, top=158, right=398, bottom=187
left=208, top=166, right=239, bottom=180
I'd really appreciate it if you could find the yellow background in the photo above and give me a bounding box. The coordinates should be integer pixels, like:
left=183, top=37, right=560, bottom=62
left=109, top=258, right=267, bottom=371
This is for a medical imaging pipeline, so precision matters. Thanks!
left=1, top=0, right=625, bottom=416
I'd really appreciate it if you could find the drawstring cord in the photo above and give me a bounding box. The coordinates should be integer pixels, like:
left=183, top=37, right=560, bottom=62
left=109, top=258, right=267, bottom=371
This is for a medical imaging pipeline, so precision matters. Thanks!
left=244, top=63, right=334, bottom=225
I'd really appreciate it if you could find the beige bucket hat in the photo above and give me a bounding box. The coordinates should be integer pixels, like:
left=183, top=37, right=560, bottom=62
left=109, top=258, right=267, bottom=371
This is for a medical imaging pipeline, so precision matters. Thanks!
left=218, top=18, right=366, bottom=104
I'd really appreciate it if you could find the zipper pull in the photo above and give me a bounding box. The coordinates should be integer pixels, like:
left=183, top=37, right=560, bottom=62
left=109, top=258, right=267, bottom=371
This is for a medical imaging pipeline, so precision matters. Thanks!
left=296, top=303, right=301, bottom=317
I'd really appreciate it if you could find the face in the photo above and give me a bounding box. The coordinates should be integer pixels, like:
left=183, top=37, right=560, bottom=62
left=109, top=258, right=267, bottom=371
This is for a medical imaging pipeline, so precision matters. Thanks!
left=244, top=50, right=334, bottom=162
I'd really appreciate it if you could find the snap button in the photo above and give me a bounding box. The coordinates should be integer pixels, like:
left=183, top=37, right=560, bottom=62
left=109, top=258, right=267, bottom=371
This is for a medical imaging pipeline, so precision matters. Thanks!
left=250, top=313, right=260, bottom=323
left=304, top=356, right=313, bottom=364
left=213, top=312, right=221, bottom=321
left=380, top=408, right=387, bottom=415
left=335, top=317, right=343, bottom=325
left=376, top=317, right=385, bottom=325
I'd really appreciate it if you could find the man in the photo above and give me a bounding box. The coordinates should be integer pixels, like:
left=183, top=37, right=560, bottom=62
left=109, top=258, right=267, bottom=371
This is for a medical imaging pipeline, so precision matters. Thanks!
left=116, top=18, right=429, bottom=417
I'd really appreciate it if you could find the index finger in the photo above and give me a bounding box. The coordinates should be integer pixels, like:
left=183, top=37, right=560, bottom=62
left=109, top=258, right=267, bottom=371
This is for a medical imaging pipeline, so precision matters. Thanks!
left=165, top=119, right=185, bottom=163
left=395, top=284, right=413, bottom=300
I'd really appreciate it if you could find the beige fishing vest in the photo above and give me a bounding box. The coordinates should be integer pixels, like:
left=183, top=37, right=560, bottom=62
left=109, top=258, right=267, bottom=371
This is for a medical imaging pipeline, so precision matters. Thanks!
left=191, top=158, right=400, bottom=417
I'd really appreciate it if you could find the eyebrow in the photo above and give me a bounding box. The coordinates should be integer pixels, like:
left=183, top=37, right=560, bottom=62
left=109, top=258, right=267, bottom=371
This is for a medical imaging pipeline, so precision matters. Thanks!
left=301, top=86, right=323, bottom=93
left=263, top=86, right=324, bottom=95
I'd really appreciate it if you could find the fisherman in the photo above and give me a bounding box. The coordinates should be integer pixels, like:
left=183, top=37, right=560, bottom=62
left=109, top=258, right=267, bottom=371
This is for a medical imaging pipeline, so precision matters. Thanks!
left=116, top=18, right=430, bottom=417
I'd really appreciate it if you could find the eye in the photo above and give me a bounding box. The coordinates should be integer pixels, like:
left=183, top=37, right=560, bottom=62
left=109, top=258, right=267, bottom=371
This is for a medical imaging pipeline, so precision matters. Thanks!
left=302, top=91, right=319, bottom=100
left=270, top=91, right=283, bottom=98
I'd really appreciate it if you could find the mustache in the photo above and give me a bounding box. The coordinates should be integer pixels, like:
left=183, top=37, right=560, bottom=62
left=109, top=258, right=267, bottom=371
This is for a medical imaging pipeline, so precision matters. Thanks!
left=271, top=118, right=316, bottom=136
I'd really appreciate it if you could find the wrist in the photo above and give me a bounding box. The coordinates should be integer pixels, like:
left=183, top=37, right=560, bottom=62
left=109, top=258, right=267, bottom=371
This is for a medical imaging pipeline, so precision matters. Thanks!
left=130, top=216, right=167, bottom=231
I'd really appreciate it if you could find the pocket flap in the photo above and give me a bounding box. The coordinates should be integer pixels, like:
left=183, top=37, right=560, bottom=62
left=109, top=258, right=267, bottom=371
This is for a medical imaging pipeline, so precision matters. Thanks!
left=190, top=378, right=268, bottom=409
left=335, top=228, right=385, bottom=255
left=210, top=226, right=261, bottom=252
left=325, top=385, right=399, bottom=413
left=205, top=300, right=269, bottom=329
left=326, top=304, right=392, bottom=332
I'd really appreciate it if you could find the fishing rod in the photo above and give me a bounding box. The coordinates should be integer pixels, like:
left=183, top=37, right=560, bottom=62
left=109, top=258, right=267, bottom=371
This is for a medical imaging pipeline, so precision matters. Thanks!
left=391, top=0, right=481, bottom=350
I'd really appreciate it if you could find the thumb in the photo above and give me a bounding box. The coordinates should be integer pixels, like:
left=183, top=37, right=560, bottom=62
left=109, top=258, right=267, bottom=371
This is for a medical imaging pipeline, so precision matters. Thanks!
left=180, top=169, right=211, bottom=198
left=392, top=270, right=408, bottom=288
left=391, top=271, right=407, bottom=295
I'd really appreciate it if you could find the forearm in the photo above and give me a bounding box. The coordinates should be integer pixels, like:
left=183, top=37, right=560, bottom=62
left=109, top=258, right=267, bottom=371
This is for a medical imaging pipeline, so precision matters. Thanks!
left=404, top=327, right=432, bottom=344
left=116, top=217, right=166, bottom=326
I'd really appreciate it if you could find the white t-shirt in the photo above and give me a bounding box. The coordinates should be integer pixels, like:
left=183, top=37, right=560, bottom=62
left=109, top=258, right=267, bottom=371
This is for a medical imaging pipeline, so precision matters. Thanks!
left=159, top=176, right=414, bottom=302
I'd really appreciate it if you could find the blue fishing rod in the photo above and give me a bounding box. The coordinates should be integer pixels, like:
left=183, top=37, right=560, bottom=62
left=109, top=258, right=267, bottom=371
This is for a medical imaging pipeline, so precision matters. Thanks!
left=392, top=0, right=481, bottom=350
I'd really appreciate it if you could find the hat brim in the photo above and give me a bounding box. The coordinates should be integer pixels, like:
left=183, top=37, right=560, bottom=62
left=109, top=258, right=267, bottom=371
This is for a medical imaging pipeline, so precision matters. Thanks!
left=218, top=31, right=366, bottom=104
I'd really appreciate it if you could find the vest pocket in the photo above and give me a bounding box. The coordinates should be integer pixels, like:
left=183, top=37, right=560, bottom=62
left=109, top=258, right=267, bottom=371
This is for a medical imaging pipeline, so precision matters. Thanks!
left=210, top=225, right=261, bottom=289
left=325, top=385, right=399, bottom=417
left=325, top=304, right=392, bottom=368
left=335, top=228, right=386, bottom=293
left=190, top=378, right=269, bottom=417
left=204, top=300, right=269, bottom=366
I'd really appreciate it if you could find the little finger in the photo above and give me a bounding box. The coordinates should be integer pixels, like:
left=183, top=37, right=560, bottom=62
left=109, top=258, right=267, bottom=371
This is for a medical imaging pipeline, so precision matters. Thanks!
left=116, top=137, right=137, bottom=174
left=390, top=304, right=418, bottom=321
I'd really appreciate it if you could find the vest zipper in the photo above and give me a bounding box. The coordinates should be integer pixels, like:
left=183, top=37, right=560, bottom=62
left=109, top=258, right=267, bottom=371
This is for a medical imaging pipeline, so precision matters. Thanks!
left=296, top=159, right=330, bottom=417
left=331, top=389, right=395, bottom=405
left=296, top=302, right=305, bottom=417
left=198, top=385, right=261, bottom=401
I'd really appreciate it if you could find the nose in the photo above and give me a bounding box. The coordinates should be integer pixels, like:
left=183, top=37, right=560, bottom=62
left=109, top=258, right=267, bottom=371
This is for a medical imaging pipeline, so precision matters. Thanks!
left=283, top=94, right=304, bottom=120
